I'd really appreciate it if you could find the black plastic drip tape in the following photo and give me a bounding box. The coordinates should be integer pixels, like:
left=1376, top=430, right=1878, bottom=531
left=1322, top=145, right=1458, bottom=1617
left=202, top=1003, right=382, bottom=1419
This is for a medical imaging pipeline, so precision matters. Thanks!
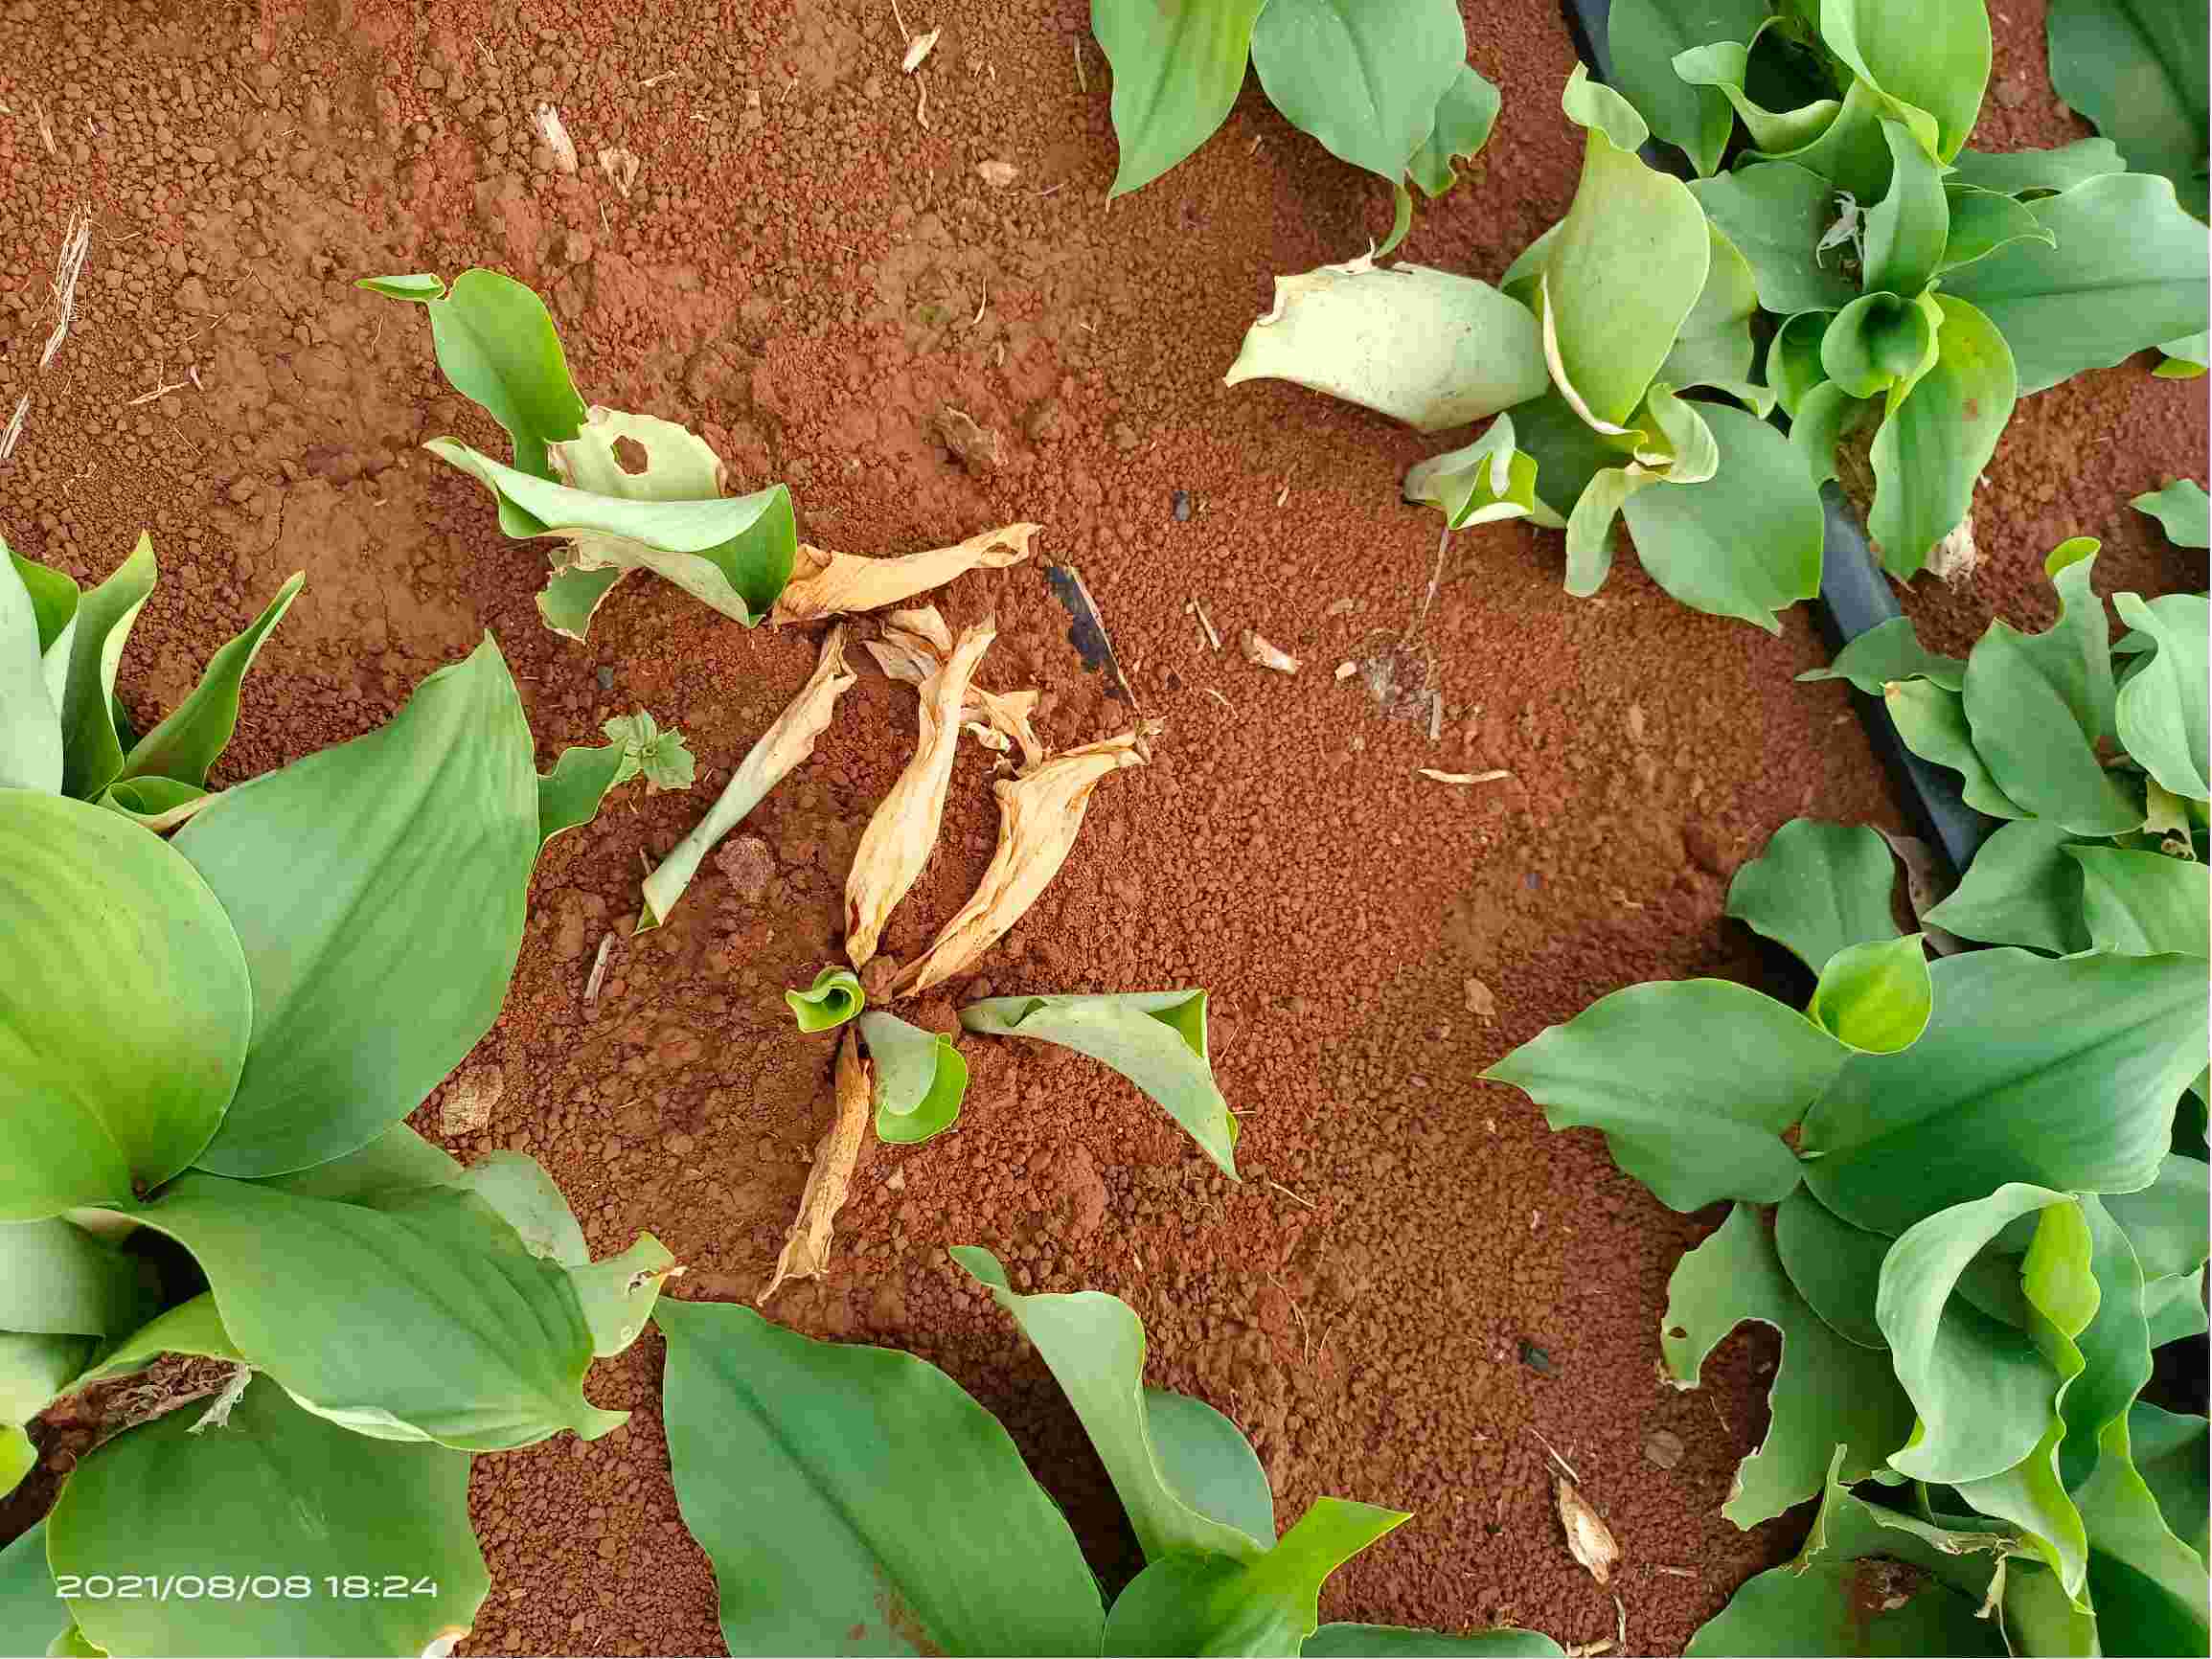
left=1560, top=0, right=1990, bottom=877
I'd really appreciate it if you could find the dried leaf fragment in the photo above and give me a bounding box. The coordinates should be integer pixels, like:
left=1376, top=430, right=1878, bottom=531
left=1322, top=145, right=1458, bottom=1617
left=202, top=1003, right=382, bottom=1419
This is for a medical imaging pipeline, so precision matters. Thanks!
left=1241, top=630, right=1300, bottom=673
left=1419, top=767, right=1512, bottom=785
left=867, top=605, right=1045, bottom=770
left=759, top=1030, right=871, bottom=1305
left=901, top=27, right=940, bottom=71
left=771, top=523, right=1038, bottom=625
left=534, top=102, right=579, bottom=173
left=1557, top=1477, right=1620, bottom=1585
left=597, top=147, right=641, bottom=198
left=976, top=160, right=1018, bottom=188
left=894, top=730, right=1148, bottom=996
left=846, top=620, right=997, bottom=967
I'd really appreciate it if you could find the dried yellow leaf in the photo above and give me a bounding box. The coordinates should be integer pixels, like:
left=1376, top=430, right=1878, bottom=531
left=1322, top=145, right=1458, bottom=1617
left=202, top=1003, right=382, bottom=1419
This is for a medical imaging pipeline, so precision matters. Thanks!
left=845, top=620, right=997, bottom=967
left=1241, top=629, right=1301, bottom=673
left=1556, top=1477, right=1621, bottom=1585
left=894, top=730, right=1148, bottom=997
left=771, top=522, right=1038, bottom=625
left=758, top=1030, right=870, bottom=1306
left=866, top=605, right=1044, bottom=770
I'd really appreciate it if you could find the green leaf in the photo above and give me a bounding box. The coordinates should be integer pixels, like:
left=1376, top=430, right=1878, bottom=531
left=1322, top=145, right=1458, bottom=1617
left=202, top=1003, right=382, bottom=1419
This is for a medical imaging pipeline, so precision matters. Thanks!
left=950, top=1245, right=1269, bottom=1563
left=1146, top=1388, right=1276, bottom=1545
left=363, top=267, right=583, bottom=488
left=1689, top=163, right=1862, bottom=316
left=1882, top=679, right=2027, bottom=818
left=1789, top=379, right=1872, bottom=489
left=960, top=991, right=1239, bottom=1177
left=1866, top=300, right=2017, bottom=578
left=536, top=735, right=634, bottom=850
left=1223, top=257, right=1548, bottom=434
left=1820, top=291, right=1941, bottom=403
left=2076, top=1403, right=2212, bottom=1655
left=2132, top=478, right=2211, bottom=548
left=1803, top=949, right=2207, bottom=1236
left=56, top=534, right=155, bottom=801
left=1961, top=541, right=2142, bottom=837
left=0, top=792, right=250, bottom=1221
left=537, top=564, right=627, bottom=641
left=1404, top=65, right=1501, bottom=197
left=1605, top=0, right=1768, bottom=175
left=1725, top=818, right=1900, bottom=973
left=1103, top=1498, right=1408, bottom=1657
left=1669, top=34, right=1841, bottom=158
left=569, top=1234, right=677, bottom=1358
left=1709, top=65, right=1895, bottom=202
left=1617, top=401, right=1826, bottom=630
left=2156, top=329, right=2210, bottom=375
left=97, top=775, right=211, bottom=831
left=2, top=1332, right=93, bottom=1439
left=66, top=1293, right=240, bottom=1391
left=175, top=638, right=538, bottom=1177
left=1944, top=172, right=2212, bottom=394
left=0, top=548, right=62, bottom=793
left=856, top=1011, right=969, bottom=1145
left=1484, top=980, right=1847, bottom=1210
left=1305, top=1626, right=1564, bottom=1657
left=1806, top=935, right=1931, bottom=1055
left=2068, top=846, right=2210, bottom=956
left=604, top=709, right=695, bottom=790
left=1541, top=68, right=1712, bottom=429
left=1938, top=184, right=2056, bottom=275
left=1798, top=615, right=1966, bottom=694
left=249, top=1123, right=461, bottom=1204
left=130, top=1173, right=627, bottom=1449
left=0, top=1218, right=155, bottom=1337
left=1820, top=0, right=1990, bottom=161
left=0, top=1523, right=64, bottom=1658
left=1862, top=119, right=1949, bottom=295
left=1660, top=225, right=1766, bottom=397
left=1774, top=1185, right=1893, bottom=1347
left=50, top=1375, right=487, bottom=1659
left=449, top=1149, right=590, bottom=1263
left=1767, top=309, right=1834, bottom=420
left=2112, top=591, right=2210, bottom=801
left=1247, top=0, right=1463, bottom=182
left=1092, top=0, right=1266, bottom=197
left=2106, top=1155, right=2210, bottom=1292
left=655, top=1298, right=1104, bottom=1656
left=1663, top=1203, right=1917, bottom=1525
left=1922, top=818, right=2091, bottom=954
left=1401, top=417, right=1539, bottom=531
left=787, top=965, right=863, bottom=1033
left=2046, top=0, right=2209, bottom=219
left=2131, top=1400, right=2210, bottom=1557
left=1945, top=137, right=2125, bottom=194
left=116, top=572, right=301, bottom=791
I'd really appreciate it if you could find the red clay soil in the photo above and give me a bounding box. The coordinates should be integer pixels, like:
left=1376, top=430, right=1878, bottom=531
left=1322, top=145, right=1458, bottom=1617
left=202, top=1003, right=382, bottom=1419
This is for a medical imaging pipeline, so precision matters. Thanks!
left=0, top=0, right=2199, bottom=1652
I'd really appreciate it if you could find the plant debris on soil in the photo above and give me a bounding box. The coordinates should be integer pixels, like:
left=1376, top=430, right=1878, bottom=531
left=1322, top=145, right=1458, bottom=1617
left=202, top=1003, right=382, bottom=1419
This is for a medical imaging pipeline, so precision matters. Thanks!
left=0, top=0, right=2198, bottom=1653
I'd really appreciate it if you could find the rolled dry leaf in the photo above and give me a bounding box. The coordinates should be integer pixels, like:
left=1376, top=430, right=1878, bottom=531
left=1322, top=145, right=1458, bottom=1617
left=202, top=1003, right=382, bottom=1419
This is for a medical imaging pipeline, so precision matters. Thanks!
left=1556, top=1477, right=1620, bottom=1585
left=771, top=523, right=1039, bottom=625
left=758, top=1029, right=871, bottom=1306
left=893, top=730, right=1147, bottom=997
left=1241, top=629, right=1301, bottom=673
left=845, top=620, right=997, bottom=967
left=867, top=605, right=1045, bottom=770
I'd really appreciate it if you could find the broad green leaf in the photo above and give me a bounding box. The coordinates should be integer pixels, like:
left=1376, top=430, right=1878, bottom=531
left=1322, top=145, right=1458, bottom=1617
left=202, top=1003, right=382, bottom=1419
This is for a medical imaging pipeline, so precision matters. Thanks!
left=1944, top=173, right=2212, bottom=394
left=67, top=1293, right=240, bottom=1391
left=1223, top=257, right=1548, bottom=434
left=97, top=775, right=210, bottom=830
left=2131, top=1400, right=2210, bottom=1557
left=1962, top=542, right=2141, bottom=837
left=1774, top=1185, right=1893, bottom=1347
left=787, top=965, right=863, bottom=1033
left=536, top=735, right=631, bottom=849
left=856, top=1011, right=969, bottom=1145
left=2105, top=1155, right=2210, bottom=1289
left=56, top=535, right=154, bottom=801
left=1806, top=935, right=1931, bottom=1055
left=2068, top=846, right=2210, bottom=956
left=2, top=1332, right=93, bottom=1435
left=449, top=1149, right=589, bottom=1264
left=1146, top=1389, right=1276, bottom=1545
left=1939, top=184, right=2056, bottom=274
left=2132, top=478, right=2211, bottom=548
left=0, top=549, right=61, bottom=793
left=176, top=638, right=537, bottom=1177
left=1689, top=163, right=1861, bottom=315
left=2073, top=1395, right=2211, bottom=1653
left=130, top=1173, right=626, bottom=1449
left=1945, top=137, right=2124, bottom=194
left=1093, top=0, right=1266, bottom=197
left=362, top=266, right=583, bottom=489
left=655, top=1298, right=1104, bottom=1656
left=1663, top=1204, right=1917, bottom=1524
left=2144, top=1267, right=2209, bottom=1346
left=1820, top=0, right=1990, bottom=160
left=1660, top=225, right=1765, bottom=395
left=1802, top=949, right=2207, bottom=1235
left=1401, top=416, right=1539, bottom=531
left=50, top=1375, right=487, bottom=1658
left=1484, top=980, right=1847, bottom=1210
left=1769, top=307, right=1836, bottom=418
left=0, top=1219, right=154, bottom=1337
left=1102, top=1498, right=1408, bottom=1657
left=1605, top=0, right=1768, bottom=175
left=2046, top=0, right=2209, bottom=219
left=568, top=1234, right=676, bottom=1358
left=2156, top=329, right=2210, bottom=375
left=427, top=439, right=796, bottom=630
left=1618, top=401, right=1825, bottom=630
left=1305, top=1627, right=1564, bottom=1657
left=1511, top=388, right=1626, bottom=525
left=0, top=792, right=250, bottom=1221
left=1725, top=817, right=1900, bottom=973
left=1798, top=615, right=1965, bottom=694
left=251, top=1123, right=461, bottom=1203
left=537, top=564, right=627, bottom=640
left=1248, top=0, right=1463, bottom=181
left=1820, top=291, right=1940, bottom=403
left=1790, top=379, right=1872, bottom=489
left=0, top=1523, right=64, bottom=1658
left=2049, top=1196, right=2157, bottom=1489
left=1718, top=68, right=1896, bottom=203
left=1404, top=64, right=1501, bottom=198
left=1672, top=36, right=1844, bottom=160
left=115, top=573, right=301, bottom=791
left=1923, top=818, right=2090, bottom=954
left=960, top=991, right=1239, bottom=1177
left=1867, top=298, right=2016, bottom=578
left=951, top=1245, right=1268, bottom=1563
left=1542, top=67, right=1711, bottom=428
left=2112, top=591, right=2210, bottom=801
left=1563, top=464, right=1659, bottom=599
left=1882, top=679, right=2026, bottom=818
left=1861, top=120, right=1949, bottom=296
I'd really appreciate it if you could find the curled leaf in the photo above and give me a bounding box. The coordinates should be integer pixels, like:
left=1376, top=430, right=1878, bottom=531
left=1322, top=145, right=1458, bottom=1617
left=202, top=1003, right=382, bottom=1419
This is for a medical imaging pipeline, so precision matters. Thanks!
left=894, top=730, right=1148, bottom=997
left=771, top=523, right=1039, bottom=625
left=2132, top=479, right=2211, bottom=550
left=857, top=1010, right=969, bottom=1144
left=760, top=1030, right=870, bottom=1305
left=845, top=619, right=996, bottom=968
left=866, top=606, right=1045, bottom=770
left=1555, top=1478, right=1620, bottom=1585
left=1402, top=415, right=1539, bottom=530
left=640, top=626, right=856, bottom=931
left=787, top=966, right=865, bottom=1033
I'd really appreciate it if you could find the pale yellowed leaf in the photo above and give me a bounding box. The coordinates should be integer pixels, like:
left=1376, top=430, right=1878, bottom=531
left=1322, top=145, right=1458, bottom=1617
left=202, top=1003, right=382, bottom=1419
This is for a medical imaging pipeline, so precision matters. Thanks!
left=758, top=1030, right=870, bottom=1305
left=1557, top=1477, right=1621, bottom=1585
left=772, top=523, right=1038, bottom=625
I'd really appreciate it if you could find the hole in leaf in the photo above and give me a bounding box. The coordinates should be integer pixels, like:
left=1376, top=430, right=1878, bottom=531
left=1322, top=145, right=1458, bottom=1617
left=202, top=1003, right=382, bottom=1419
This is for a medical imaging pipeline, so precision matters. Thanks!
left=612, top=435, right=650, bottom=475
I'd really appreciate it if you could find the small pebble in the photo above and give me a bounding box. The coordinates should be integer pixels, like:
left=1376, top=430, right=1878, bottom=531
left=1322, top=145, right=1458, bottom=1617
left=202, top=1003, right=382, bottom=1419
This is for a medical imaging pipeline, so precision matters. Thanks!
left=1645, top=1429, right=1686, bottom=1469
left=1172, top=489, right=1191, bottom=522
left=596, top=665, right=615, bottom=690
left=1518, top=1337, right=1557, bottom=1376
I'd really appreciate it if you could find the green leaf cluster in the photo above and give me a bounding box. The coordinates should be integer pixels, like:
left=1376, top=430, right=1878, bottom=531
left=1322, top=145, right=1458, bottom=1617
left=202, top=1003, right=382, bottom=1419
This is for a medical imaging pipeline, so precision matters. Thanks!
left=1089, top=0, right=1499, bottom=250
left=361, top=269, right=797, bottom=641
left=658, top=1250, right=1564, bottom=1656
